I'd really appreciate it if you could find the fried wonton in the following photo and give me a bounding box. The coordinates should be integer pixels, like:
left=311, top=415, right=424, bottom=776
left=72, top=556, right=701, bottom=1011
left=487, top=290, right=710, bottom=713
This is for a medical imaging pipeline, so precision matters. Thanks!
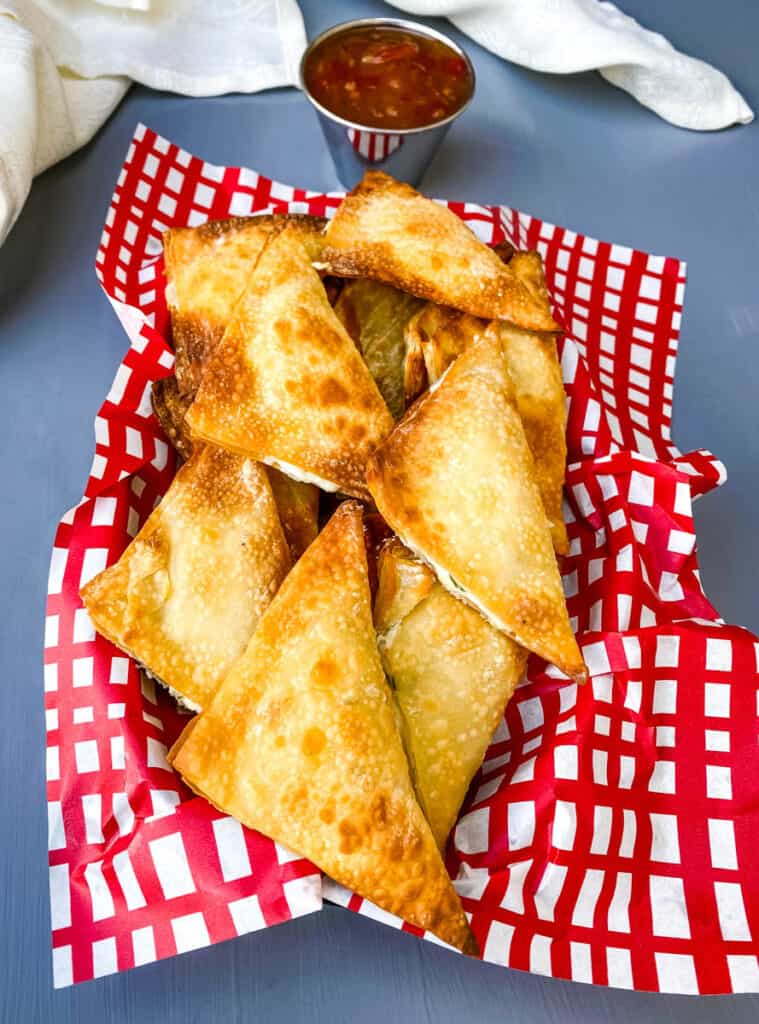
left=81, top=446, right=291, bottom=710
left=508, top=249, right=552, bottom=310
left=170, top=501, right=477, bottom=954
left=265, top=467, right=319, bottom=563
left=334, top=279, right=423, bottom=419
left=185, top=227, right=394, bottom=501
left=374, top=537, right=435, bottom=635
left=321, top=172, right=558, bottom=331
left=366, top=331, right=586, bottom=683
left=152, top=374, right=194, bottom=459
left=402, top=303, right=569, bottom=554
left=165, top=213, right=327, bottom=397
left=376, top=540, right=527, bottom=849
left=402, top=304, right=487, bottom=406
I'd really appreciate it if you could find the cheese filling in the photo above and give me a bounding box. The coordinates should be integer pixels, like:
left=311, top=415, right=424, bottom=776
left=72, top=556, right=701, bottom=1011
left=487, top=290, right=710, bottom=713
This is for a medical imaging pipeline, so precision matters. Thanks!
left=263, top=456, right=340, bottom=493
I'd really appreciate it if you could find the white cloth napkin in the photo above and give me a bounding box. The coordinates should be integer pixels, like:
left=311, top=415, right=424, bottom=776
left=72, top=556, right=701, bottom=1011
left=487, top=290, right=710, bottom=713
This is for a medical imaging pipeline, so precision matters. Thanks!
left=0, top=1, right=753, bottom=247
left=388, top=1, right=753, bottom=131
left=0, top=0, right=307, bottom=244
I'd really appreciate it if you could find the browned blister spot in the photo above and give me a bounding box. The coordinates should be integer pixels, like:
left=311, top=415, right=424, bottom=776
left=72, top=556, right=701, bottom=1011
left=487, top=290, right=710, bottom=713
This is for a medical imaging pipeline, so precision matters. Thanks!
left=286, top=785, right=309, bottom=815
left=338, top=818, right=363, bottom=854
left=263, top=700, right=284, bottom=729
left=311, top=655, right=337, bottom=686
left=301, top=726, right=326, bottom=757
left=318, top=377, right=350, bottom=406
left=319, top=801, right=336, bottom=825
left=370, top=793, right=389, bottom=828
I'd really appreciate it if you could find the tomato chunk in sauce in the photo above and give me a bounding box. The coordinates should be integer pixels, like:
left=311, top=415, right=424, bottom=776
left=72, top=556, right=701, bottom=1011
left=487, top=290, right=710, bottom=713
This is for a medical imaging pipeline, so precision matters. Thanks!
left=304, top=26, right=472, bottom=130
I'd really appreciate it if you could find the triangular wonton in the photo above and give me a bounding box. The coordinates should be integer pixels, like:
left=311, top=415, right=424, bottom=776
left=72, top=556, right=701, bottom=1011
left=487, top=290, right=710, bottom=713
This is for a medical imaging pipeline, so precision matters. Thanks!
left=81, top=445, right=291, bottom=710
left=376, top=540, right=527, bottom=849
left=321, top=172, right=558, bottom=331
left=366, top=331, right=586, bottom=682
left=170, top=502, right=476, bottom=953
left=185, top=227, right=394, bottom=501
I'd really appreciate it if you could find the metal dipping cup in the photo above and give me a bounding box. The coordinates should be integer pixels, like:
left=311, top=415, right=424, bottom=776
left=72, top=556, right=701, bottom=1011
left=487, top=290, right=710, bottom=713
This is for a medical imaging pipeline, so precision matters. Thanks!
left=299, top=18, right=476, bottom=190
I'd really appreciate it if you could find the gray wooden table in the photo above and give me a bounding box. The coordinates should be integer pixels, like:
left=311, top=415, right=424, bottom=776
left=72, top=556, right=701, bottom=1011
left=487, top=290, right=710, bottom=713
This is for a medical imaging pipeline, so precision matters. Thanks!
left=2, top=1, right=758, bottom=1020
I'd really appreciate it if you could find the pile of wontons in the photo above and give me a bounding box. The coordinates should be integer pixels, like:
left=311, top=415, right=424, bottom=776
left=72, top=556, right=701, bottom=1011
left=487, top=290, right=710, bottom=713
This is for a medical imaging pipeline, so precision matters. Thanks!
left=82, top=171, right=587, bottom=956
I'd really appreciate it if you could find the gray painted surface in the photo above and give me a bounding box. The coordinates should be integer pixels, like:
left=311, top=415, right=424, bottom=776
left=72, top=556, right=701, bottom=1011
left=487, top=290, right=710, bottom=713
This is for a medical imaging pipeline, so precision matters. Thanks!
left=1, top=0, right=757, bottom=1020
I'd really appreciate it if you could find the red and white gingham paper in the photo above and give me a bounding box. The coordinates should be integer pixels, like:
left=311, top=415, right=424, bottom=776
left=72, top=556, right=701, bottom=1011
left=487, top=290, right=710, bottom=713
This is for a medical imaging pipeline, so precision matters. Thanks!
left=44, top=123, right=759, bottom=993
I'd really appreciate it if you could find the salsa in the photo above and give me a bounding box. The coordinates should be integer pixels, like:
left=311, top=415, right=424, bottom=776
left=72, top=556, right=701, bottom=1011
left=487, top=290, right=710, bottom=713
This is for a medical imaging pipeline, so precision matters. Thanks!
left=304, top=26, right=472, bottom=131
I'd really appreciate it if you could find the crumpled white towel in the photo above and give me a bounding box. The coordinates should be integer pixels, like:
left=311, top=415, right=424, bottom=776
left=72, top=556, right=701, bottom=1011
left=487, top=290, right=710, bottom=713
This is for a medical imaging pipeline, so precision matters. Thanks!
left=388, top=0, right=753, bottom=131
left=0, top=0, right=307, bottom=244
left=0, top=1, right=753, bottom=247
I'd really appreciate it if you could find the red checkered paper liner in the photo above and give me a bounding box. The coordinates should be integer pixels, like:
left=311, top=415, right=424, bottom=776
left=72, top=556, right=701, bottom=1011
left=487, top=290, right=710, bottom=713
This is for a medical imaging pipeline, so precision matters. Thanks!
left=43, top=123, right=759, bottom=993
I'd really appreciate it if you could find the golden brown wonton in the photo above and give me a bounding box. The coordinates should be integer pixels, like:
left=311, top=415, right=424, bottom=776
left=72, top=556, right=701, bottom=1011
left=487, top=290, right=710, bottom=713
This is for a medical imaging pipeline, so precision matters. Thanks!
left=170, top=501, right=477, bottom=954
left=185, top=226, right=394, bottom=501
left=164, top=213, right=327, bottom=397
left=376, top=539, right=527, bottom=849
left=366, top=331, right=586, bottom=683
left=333, top=279, right=423, bottom=419
left=80, top=446, right=291, bottom=710
left=321, top=172, right=559, bottom=331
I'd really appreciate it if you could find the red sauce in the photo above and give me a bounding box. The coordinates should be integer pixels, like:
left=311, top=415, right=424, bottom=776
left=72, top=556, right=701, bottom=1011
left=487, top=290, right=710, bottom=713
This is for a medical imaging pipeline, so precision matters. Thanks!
left=304, top=26, right=472, bottom=131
